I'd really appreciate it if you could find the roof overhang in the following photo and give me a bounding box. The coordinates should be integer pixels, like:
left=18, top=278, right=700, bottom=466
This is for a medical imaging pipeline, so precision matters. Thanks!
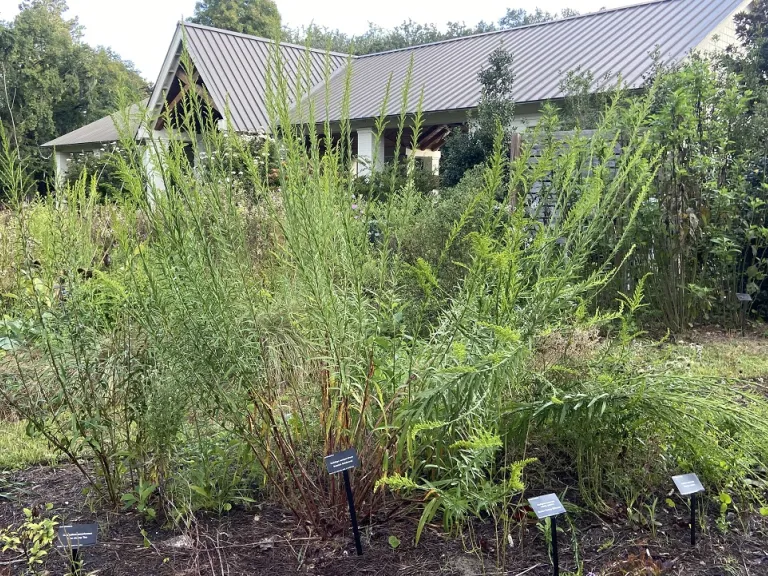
left=138, top=24, right=185, bottom=140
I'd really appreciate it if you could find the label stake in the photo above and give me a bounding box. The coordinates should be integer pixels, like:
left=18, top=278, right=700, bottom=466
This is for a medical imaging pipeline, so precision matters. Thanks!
left=690, top=493, right=696, bottom=546
left=672, top=473, right=704, bottom=548
left=528, top=494, right=566, bottom=576
left=550, top=515, right=559, bottom=576
left=69, top=548, right=80, bottom=575
left=343, top=469, right=363, bottom=555
left=56, top=524, right=97, bottom=576
left=324, top=447, right=363, bottom=555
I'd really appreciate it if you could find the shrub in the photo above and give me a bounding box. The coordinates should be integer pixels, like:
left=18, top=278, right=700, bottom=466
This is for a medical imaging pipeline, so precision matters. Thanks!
left=64, top=147, right=130, bottom=199
left=0, top=504, right=59, bottom=571
left=438, top=128, right=487, bottom=188
left=439, top=47, right=515, bottom=187
left=353, top=161, right=440, bottom=200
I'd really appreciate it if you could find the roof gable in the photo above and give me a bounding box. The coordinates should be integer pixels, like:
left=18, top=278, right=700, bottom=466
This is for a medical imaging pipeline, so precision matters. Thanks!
left=169, top=23, right=349, bottom=132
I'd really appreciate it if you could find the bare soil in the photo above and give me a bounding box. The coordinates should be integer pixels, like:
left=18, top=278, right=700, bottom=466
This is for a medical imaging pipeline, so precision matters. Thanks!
left=2, top=465, right=768, bottom=575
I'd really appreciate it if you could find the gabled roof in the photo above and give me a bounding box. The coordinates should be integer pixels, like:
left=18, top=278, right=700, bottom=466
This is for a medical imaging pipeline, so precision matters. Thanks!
left=302, top=0, right=747, bottom=122
left=43, top=100, right=147, bottom=148
left=45, top=0, right=747, bottom=148
left=163, top=23, right=349, bottom=132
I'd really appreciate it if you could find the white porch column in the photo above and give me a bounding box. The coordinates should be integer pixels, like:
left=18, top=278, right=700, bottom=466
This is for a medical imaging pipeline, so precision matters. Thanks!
left=357, top=127, right=385, bottom=176
left=136, top=126, right=167, bottom=206
left=54, top=150, right=69, bottom=188
left=143, top=138, right=166, bottom=208
left=409, top=148, right=442, bottom=175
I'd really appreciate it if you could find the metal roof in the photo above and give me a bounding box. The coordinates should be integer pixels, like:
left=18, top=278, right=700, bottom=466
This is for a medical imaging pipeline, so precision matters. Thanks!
left=45, top=0, right=746, bottom=147
left=47, top=25, right=348, bottom=148
left=182, top=23, right=349, bottom=132
left=302, top=0, right=747, bottom=122
left=42, top=100, right=147, bottom=148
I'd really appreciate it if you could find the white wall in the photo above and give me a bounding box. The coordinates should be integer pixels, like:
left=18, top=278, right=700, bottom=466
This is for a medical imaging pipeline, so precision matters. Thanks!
left=512, top=112, right=543, bottom=130
left=410, top=148, right=441, bottom=174
left=143, top=133, right=167, bottom=205
left=696, top=1, right=751, bottom=53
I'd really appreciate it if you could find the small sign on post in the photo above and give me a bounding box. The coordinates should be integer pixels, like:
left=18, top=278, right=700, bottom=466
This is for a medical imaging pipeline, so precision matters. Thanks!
left=324, top=448, right=360, bottom=475
left=736, top=292, right=752, bottom=336
left=672, top=473, right=705, bottom=546
left=324, top=448, right=362, bottom=555
left=529, top=494, right=566, bottom=576
left=56, top=524, right=98, bottom=575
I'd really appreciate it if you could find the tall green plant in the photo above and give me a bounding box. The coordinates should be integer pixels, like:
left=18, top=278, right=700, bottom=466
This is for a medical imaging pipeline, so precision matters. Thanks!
left=638, top=58, right=761, bottom=330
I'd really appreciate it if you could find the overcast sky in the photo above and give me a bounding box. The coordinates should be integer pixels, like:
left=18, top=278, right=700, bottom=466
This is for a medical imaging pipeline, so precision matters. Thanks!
left=0, top=0, right=644, bottom=81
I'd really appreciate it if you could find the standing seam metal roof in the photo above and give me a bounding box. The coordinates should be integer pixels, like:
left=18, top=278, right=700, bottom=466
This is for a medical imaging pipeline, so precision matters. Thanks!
left=182, top=23, right=349, bottom=132
left=302, top=0, right=747, bottom=122
left=42, top=100, right=147, bottom=148
left=45, top=0, right=746, bottom=147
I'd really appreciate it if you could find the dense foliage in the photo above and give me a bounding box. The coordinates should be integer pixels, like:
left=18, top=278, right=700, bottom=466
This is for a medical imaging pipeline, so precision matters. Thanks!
left=620, top=57, right=768, bottom=330
left=735, top=0, right=768, bottom=76
left=190, top=0, right=282, bottom=38
left=439, top=48, right=516, bottom=187
left=0, top=0, right=148, bottom=195
left=3, top=51, right=768, bottom=572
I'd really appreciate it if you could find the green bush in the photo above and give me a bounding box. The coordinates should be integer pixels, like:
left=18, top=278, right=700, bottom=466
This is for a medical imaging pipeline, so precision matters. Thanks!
left=62, top=143, right=147, bottom=201
left=353, top=161, right=440, bottom=200
left=439, top=47, right=515, bottom=187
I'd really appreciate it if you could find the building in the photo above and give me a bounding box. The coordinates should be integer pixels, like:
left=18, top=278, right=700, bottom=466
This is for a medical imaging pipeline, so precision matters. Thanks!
left=42, top=0, right=751, bottom=184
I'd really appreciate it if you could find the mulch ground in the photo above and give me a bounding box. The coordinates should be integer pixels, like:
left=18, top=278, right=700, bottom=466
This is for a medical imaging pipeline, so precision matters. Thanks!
left=2, top=465, right=768, bottom=575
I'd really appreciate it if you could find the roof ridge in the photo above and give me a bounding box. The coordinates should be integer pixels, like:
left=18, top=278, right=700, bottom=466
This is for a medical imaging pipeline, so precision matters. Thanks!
left=355, top=0, right=677, bottom=59
left=181, top=21, right=353, bottom=58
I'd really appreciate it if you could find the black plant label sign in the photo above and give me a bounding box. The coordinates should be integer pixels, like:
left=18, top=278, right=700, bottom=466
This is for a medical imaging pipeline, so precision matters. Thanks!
left=324, top=448, right=359, bottom=475
left=673, top=473, right=704, bottom=496
left=56, top=524, right=98, bottom=549
left=528, top=494, right=566, bottom=519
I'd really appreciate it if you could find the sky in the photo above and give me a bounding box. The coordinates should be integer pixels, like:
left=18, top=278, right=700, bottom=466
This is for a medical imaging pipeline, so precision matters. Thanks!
left=0, top=0, right=645, bottom=82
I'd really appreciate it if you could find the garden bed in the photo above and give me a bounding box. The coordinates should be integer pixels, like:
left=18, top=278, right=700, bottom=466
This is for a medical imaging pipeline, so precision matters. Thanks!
left=2, top=464, right=767, bottom=575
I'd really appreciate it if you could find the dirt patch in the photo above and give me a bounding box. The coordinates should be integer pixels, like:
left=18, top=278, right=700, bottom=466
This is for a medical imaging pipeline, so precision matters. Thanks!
left=1, top=465, right=767, bottom=575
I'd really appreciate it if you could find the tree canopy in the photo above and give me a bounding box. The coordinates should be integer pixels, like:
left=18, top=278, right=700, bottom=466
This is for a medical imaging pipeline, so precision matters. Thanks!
left=735, top=0, right=768, bottom=77
left=0, top=0, right=148, bottom=191
left=284, top=8, right=578, bottom=55
left=191, top=0, right=282, bottom=38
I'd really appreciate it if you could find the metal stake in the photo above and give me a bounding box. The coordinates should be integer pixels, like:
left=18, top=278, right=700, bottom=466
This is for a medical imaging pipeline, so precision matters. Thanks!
left=690, top=493, right=696, bottom=546
left=551, top=515, right=559, bottom=576
left=70, top=548, right=80, bottom=576
left=342, top=469, right=363, bottom=555
left=741, top=303, right=746, bottom=337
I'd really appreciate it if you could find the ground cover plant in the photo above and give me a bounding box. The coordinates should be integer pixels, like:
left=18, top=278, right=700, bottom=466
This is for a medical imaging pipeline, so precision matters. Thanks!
left=2, top=44, right=768, bottom=575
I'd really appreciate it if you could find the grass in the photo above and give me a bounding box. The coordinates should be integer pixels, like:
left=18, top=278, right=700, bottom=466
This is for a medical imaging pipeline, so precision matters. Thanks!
left=633, top=333, right=768, bottom=380
left=0, top=420, right=58, bottom=471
